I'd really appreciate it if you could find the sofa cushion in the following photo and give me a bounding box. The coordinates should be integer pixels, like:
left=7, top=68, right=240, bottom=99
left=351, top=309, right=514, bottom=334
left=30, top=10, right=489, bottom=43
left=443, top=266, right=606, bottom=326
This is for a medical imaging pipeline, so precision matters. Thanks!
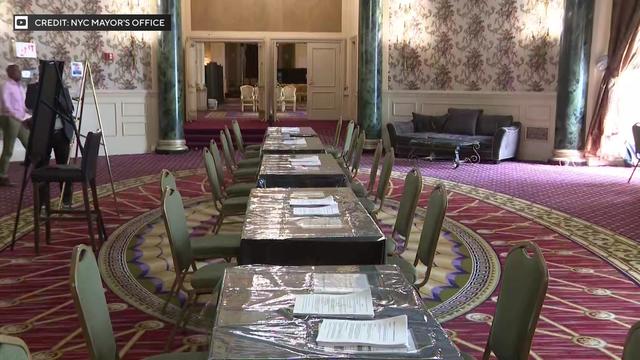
left=393, top=121, right=415, bottom=134
left=412, top=113, right=448, bottom=132
left=443, top=108, right=482, bottom=136
left=476, top=115, right=514, bottom=136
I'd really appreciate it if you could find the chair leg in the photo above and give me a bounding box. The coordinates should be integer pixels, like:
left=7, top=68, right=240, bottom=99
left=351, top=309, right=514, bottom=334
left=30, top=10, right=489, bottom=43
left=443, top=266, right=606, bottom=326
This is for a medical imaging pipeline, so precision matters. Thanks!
left=32, top=182, right=40, bottom=254
left=90, top=180, right=107, bottom=242
left=165, top=290, right=195, bottom=351
left=81, top=183, right=97, bottom=252
left=44, top=182, right=51, bottom=244
left=162, top=272, right=183, bottom=314
left=628, top=159, right=639, bottom=183
left=212, top=214, right=224, bottom=234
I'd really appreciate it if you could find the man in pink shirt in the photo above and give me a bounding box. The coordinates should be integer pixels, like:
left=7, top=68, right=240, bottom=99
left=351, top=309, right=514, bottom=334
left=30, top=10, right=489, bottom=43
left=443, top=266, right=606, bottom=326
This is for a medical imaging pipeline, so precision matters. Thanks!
left=0, top=64, right=30, bottom=186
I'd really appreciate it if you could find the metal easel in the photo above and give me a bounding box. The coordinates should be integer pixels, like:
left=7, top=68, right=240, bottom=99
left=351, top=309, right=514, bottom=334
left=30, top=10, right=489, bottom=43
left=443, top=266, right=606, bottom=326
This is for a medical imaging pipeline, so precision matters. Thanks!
left=58, top=62, right=120, bottom=214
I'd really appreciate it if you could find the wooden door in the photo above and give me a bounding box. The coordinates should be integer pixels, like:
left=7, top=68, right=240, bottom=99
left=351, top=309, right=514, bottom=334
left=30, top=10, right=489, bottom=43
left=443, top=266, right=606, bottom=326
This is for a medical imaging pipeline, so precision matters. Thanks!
left=307, top=42, right=342, bottom=120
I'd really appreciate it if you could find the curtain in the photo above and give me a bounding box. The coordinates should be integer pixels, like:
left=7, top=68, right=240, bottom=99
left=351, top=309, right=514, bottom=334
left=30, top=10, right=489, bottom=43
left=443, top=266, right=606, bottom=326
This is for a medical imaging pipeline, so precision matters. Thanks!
left=585, top=0, right=640, bottom=156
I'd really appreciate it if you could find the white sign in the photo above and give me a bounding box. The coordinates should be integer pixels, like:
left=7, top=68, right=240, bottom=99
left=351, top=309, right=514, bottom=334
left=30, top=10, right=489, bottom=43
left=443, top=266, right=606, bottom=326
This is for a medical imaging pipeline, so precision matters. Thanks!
left=14, top=42, right=37, bottom=58
left=70, top=62, right=84, bottom=78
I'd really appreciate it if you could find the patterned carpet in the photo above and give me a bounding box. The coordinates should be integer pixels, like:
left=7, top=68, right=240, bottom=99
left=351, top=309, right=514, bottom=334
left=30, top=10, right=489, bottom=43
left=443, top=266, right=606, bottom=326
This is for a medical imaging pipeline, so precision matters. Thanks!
left=0, top=154, right=639, bottom=359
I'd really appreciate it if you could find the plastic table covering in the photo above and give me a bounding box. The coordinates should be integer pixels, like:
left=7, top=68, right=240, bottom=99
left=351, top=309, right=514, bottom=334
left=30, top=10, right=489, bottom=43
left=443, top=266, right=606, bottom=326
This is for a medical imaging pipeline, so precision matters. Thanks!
left=208, top=265, right=463, bottom=359
left=261, top=135, right=326, bottom=154
left=265, top=126, right=319, bottom=137
left=257, top=154, right=349, bottom=188
left=239, top=188, right=385, bottom=265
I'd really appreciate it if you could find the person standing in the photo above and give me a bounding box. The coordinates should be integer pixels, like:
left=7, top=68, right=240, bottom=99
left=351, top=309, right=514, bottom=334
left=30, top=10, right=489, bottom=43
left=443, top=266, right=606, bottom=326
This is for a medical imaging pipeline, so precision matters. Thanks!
left=0, top=64, right=30, bottom=186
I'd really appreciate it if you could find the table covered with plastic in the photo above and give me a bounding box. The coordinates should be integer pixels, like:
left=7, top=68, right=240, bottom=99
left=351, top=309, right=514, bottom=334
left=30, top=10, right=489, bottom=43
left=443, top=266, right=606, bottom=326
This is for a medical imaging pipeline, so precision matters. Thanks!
left=257, top=154, right=349, bottom=188
left=262, top=135, right=326, bottom=154
left=265, top=126, right=318, bottom=138
left=239, top=188, right=385, bottom=265
left=207, top=265, right=463, bottom=359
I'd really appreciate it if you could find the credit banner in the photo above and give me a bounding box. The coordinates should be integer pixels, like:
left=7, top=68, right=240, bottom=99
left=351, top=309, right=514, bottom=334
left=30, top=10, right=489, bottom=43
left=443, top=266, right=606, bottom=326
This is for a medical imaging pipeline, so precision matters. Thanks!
left=13, top=14, right=171, bottom=31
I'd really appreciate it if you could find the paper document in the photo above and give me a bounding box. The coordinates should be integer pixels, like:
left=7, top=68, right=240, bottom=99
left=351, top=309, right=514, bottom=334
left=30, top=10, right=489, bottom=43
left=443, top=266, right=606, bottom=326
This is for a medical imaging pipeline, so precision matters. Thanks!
left=313, top=274, right=370, bottom=294
left=283, top=139, right=307, bottom=145
left=296, top=218, right=345, bottom=229
left=281, top=127, right=300, bottom=133
left=320, top=333, right=417, bottom=354
left=292, top=204, right=339, bottom=216
left=290, top=196, right=336, bottom=207
left=293, top=289, right=374, bottom=318
left=316, top=315, right=409, bottom=348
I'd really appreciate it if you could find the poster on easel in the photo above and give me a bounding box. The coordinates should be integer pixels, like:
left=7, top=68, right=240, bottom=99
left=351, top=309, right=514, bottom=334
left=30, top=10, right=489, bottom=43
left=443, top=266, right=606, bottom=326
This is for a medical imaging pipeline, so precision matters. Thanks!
left=70, top=61, right=84, bottom=78
left=14, top=42, right=37, bottom=58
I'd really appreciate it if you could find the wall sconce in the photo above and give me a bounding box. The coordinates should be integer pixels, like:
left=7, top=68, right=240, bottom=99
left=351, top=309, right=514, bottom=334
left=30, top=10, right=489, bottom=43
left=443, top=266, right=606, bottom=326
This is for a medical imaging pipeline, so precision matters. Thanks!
left=392, top=0, right=419, bottom=76
left=523, top=0, right=563, bottom=43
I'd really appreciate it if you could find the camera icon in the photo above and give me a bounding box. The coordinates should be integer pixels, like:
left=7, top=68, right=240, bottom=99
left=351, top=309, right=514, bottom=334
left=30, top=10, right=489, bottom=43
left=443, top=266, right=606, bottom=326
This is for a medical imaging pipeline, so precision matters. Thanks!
left=14, top=15, right=29, bottom=30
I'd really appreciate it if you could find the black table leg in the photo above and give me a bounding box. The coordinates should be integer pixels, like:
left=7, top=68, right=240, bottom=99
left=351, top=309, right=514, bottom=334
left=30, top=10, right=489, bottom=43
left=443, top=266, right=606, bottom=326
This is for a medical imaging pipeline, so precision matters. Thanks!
left=453, top=146, right=461, bottom=169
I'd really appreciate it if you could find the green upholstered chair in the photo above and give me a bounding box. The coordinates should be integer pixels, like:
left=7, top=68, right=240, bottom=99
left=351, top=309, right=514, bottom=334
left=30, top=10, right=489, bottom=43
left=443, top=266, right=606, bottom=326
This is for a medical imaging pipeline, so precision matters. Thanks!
left=388, top=182, right=447, bottom=287
left=203, top=149, right=249, bottom=233
left=332, top=116, right=343, bottom=148
left=70, top=244, right=210, bottom=359
left=0, top=335, right=31, bottom=360
left=352, top=140, right=382, bottom=198
left=623, top=322, right=640, bottom=360
left=384, top=169, right=423, bottom=283
left=231, top=119, right=261, bottom=158
left=382, top=125, right=392, bottom=154
left=209, top=140, right=255, bottom=197
left=463, top=241, right=548, bottom=360
left=348, top=130, right=366, bottom=180
left=224, top=127, right=261, bottom=166
left=358, top=149, right=394, bottom=216
left=329, top=120, right=355, bottom=159
left=160, top=169, right=241, bottom=264
left=219, top=131, right=259, bottom=182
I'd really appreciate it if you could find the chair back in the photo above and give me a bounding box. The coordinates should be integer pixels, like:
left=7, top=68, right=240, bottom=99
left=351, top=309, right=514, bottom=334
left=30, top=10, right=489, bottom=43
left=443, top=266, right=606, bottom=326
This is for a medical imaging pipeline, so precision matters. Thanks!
left=240, top=85, right=254, bottom=100
left=220, top=130, right=237, bottom=170
left=160, top=169, right=176, bottom=197
left=375, top=149, right=395, bottom=205
left=414, top=183, right=448, bottom=287
left=486, top=242, right=548, bottom=360
left=393, top=169, right=423, bottom=241
left=203, top=148, right=225, bottom=208
left=209, top=140, right=226, bottom=183
left=69, top=245, right=117, bottom=360
left=382, top=125, right=392, bottom=153
left=350, top=130, right=366, bottom=177
left=161, top=188, right=195, bottom=273
left=224, top=127, right=236, bottom=156
left=0, top=335, right=31, bottom=360
left=283, top=85, right=296, bottom=100
left=81, top=130, right=102, bottom=180
left=275, top=85, right=284, bottom=100
left=341, top=121, right=355, bottom=157
left=623, top=321, right=640, bottom=360
left=231, top=120, right=246, bottom=154
left=368, top=140, right=383, bottom=192
left=333, top=117, right=343, bottom=147
left=252, top=86, right=259, bottom=99
left=344, top=126, right=359, bottom=165
left=633, top=123, right=640, bottom=156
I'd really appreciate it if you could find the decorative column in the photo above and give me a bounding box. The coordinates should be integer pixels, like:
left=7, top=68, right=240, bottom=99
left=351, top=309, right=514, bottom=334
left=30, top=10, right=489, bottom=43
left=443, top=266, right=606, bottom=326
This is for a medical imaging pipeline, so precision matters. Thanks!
left=156, top=0, right=188, bottom=153
left=358, top=0, right=383, bottom=143
left=552, top=0, right=594, bottom=164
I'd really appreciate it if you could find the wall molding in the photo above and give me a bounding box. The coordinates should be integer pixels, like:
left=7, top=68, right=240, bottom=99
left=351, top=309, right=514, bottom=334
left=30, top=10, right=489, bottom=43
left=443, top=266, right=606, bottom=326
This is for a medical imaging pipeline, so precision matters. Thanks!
left=382, top=90, right=557, bottom=162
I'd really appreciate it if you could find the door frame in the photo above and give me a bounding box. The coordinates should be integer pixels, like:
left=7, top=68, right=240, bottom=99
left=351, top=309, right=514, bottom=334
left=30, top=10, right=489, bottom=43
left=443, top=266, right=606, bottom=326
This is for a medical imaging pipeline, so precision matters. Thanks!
left=186, top=36, right=266, bottom=117
left=271, top=38, right=345, bottom=121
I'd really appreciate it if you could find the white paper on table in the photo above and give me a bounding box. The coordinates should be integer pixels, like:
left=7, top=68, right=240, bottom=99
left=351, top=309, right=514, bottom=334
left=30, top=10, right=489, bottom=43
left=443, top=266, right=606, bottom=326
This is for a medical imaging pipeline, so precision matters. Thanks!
left=283, top=139, right=307, bottom=145
left=293, top=289, right=374, bottom=318
left=289, top=156, right=321, bottom=166
left=289, top=196, right=336, bottom=207
left=292, top=204, right=340, bottom=216
left=296, top=217, right=344, bottom=229
left=313, top=274, right=370, bottom=294
left=281, top=127, right=300, bottom=133
left=320, top=332, right=417, bottom=354
left=291, top=161, right=322, bottom=167
left=316, top=315, right=409, bottom=348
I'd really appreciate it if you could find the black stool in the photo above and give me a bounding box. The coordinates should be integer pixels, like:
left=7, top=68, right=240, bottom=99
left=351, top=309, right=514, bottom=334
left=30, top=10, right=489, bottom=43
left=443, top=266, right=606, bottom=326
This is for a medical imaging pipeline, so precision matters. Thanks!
left=31, top=131, right=107, bottom=253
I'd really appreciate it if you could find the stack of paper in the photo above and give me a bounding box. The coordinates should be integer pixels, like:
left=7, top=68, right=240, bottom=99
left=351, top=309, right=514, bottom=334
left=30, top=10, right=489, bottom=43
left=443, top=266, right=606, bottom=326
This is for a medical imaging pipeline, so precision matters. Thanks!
left=293, top=289, right=374, bottom=318
left=313, top=274, right=370, bottom=294
left=296, top=217, right=345, bottom=229
left=292, top=204, right=339, bottom=216
left=289, top=156, right=321, bottom=167
left=290, top=196, right=335, bottom=206
left=316, top=315, right=410, bottom=349
left=281, top=127, right=300, bottom=133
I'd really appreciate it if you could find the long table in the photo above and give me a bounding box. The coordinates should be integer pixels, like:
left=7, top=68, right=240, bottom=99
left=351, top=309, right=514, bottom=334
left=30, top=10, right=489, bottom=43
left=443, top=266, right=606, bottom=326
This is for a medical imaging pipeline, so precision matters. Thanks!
left=257, top=154, right=348, bottom=188
left=239, top=188, right=385, bottom=265
left=208, top=265, right=463, bottom=359
left=261, top=135, right=326, bottom=154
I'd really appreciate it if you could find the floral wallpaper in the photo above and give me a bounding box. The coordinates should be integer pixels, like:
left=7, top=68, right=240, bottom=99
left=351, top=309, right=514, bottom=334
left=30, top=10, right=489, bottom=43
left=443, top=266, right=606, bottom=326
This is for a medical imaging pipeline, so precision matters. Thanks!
left=388, top=0, right=564, bottom=92
left=0, top=0, right=153, bottom=90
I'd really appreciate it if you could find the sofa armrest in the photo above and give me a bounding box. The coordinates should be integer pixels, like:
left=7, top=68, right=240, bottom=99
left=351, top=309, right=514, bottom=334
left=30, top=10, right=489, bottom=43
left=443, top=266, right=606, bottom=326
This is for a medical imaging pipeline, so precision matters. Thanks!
left=386, top=121, right=414, bottom=148
left=493, top=122, right=521, bottom=161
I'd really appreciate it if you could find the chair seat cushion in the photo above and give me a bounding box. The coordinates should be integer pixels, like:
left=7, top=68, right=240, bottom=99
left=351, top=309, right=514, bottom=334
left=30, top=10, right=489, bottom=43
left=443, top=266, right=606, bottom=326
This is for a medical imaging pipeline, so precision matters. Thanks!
left=246, top=144, right=262, bottom=151
left=233, top=167, right=258, bottom=179
left=351, top=181, right=367, bottom=197
left=31, top=165, right=83, bottom=182
left=237, top=158, right=261, bottom=168
left=386, top=254, right=416, bottom=284
left=385, top=237, right=398, bottom=255
left=358, top=196, right=376, bottom=213
left=221, top=196, right=248, bottom=214
left=190, top=234, right=242, bottom=259
left=190, top=263, right=233, bottom=289
left=225, top=182, right=255, bottom=197
left=327, top=147, right=342, bottom=158
left=146, top=351, right=209, bottom=360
